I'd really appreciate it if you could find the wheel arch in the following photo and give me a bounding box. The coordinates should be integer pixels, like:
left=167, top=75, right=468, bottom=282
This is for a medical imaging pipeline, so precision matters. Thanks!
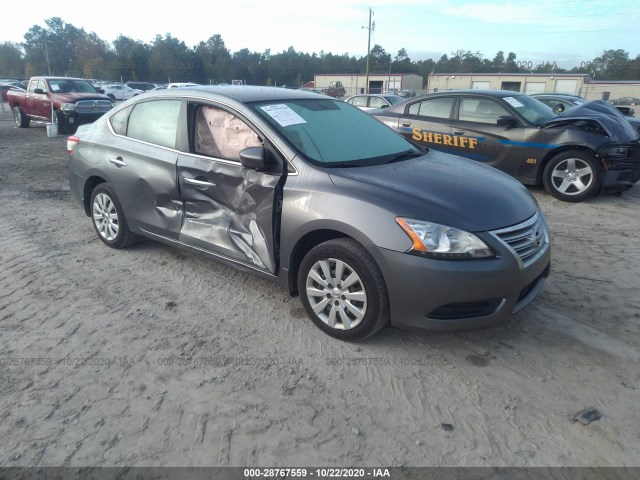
left=83, top=176, right=107, bottom=216
left=286, top=229, right=365, bottom=296
left=536, top=145, right=602, bottom=185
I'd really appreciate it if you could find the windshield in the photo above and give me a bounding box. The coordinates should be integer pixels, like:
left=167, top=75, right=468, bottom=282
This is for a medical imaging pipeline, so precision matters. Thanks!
left=48, top=79, right=97, bottom=93
left=504, top=94, right=557, bottom=126
left=253, top=99, right=418, bottom=166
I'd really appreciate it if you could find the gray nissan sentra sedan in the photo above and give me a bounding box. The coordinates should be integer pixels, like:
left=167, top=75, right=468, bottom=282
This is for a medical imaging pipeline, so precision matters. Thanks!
left=68, top=86, right=551, bottom=341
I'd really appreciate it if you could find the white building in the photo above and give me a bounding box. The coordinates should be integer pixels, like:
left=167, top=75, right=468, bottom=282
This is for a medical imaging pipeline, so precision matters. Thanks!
left=313, top=73, right=424, bottom=97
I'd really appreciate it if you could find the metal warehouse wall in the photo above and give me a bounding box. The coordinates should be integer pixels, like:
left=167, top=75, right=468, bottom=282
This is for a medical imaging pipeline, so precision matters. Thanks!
left=426, top=73, right=640, bottom=103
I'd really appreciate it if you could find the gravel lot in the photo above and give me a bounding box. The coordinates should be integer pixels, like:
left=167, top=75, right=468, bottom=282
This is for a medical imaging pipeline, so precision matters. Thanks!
left=1, top=108, right=639, bottom=468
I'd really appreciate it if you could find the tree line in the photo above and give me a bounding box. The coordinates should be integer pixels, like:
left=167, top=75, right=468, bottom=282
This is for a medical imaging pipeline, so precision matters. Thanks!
left=1, top=17, right=639, bottom=85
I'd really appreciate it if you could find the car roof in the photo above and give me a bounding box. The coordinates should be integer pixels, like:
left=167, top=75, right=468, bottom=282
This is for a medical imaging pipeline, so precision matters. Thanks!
left=425, top=89, right=528, bottom=98
left=145, top=85, right=330, bottom=103
left=532, top=93, right=582, bottom=98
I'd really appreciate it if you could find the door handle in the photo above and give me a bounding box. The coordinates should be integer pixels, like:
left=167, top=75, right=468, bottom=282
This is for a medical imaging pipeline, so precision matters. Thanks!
left=454, top=130, right=465, bottom=135
left=184, top=178, right=216, bottom=188
left=402, top=122, right=412, bottom=127
left=109, top=157, right=127, bottom=167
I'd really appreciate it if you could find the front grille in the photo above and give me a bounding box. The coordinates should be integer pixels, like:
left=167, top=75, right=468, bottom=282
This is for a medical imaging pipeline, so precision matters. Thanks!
left=427, top=299, right=502, bottom=320
left=491, top=211, right=548, bottom=268
left=75, top=100, right=113, bottom=114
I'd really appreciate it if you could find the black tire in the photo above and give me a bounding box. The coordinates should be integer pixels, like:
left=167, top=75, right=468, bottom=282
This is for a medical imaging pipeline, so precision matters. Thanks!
left=90, top=183, right=140, bottom=249
left=13, top=106, right=30, bottom=128
left=298, top=238, right=389, bottom=341
left=543, top=150, right=602, bottom=202
left=53, top=111, right=69, bottom=135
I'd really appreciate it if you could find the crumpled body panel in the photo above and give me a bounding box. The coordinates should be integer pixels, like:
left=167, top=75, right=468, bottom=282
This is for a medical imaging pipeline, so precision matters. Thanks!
left=177, top=106, right=280, bottom=273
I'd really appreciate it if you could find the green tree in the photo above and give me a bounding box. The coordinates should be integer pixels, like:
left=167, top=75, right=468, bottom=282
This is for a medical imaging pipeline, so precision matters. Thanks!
left=0, top=42, right=25, bottom=78
left=22, top=18, right=84, bottom=75
left=369, top=44, right=391, bottom=73
left=592, top=49, right=630, bottom=79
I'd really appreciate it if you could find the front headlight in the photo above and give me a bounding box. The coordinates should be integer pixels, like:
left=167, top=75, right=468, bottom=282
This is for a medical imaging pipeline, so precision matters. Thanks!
left=60, top=103, right=75, bottom=111
left=396, top=217, right=494, bottom=259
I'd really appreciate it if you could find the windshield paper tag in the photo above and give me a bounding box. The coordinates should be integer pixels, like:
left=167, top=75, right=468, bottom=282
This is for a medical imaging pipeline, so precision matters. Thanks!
left=50, top=84, right=60, bottom=92
left=260, top=104, right=306, bottom=127
left=504, top=97, right=524, bottom=108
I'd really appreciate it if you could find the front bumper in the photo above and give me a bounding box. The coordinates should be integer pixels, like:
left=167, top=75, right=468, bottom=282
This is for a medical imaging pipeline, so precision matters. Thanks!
left=371, top=223, right=551, bottom=331
left=61, top=111, right=109, bottom=128
left=600, top=142, right=640, bottom=191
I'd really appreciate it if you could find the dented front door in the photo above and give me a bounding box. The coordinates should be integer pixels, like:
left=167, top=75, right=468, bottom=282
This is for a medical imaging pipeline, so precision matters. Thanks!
left=176, top=105, right=281, bottom=274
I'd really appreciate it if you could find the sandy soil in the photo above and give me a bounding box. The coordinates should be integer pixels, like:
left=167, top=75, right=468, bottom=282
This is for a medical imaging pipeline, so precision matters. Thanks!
left=0, top=109, right=639, bottom=468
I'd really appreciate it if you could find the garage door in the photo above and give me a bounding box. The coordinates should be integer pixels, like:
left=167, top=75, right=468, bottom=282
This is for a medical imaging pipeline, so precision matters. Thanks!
left=554, top=79, right=578, bottom=94
left=525, top=82, right=546, bottom=94
left=472, top=81, right=490, bottom=90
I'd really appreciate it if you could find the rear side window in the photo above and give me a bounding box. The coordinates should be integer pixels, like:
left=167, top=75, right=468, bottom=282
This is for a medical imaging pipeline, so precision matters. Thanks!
left=350, top=96, right=368, bottom=108
left=126, top=100, right=181, bottom=148
left=408, top=97, right=454, bottom=119
left=109, top=105, right=133, bottom=135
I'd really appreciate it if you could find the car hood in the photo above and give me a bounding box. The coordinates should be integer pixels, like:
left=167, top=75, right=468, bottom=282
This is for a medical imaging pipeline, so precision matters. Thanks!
left=327, top=150, right=538, bottom=232
left=53, top=92, right=112, bottom=103
left=544, top=100, right=639, bottom=143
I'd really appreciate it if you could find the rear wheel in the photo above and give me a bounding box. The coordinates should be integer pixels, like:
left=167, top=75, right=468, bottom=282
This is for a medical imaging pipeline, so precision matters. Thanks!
left=543, top=150, right=602, bottom=202
left=13, top=107, right=30, bottom=128
left=298, top=238, right=389, bottom=341
left=90, top=184, right=140, bottom=249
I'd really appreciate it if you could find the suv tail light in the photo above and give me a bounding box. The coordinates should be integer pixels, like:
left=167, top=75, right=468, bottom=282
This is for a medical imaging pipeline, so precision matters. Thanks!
left=67, top=136, right=80, bottom=155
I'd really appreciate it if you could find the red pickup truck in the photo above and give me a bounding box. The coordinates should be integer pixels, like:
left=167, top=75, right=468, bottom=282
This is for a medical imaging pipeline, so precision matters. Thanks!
left=8, top=76, right=113, bottom=134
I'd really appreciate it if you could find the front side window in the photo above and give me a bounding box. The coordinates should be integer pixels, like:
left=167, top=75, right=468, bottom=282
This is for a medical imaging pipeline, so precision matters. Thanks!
left=459, top=97, right=509, bottom=124
left=369, top=96, right=387, bottom=109
left=253, top=99, right=417, bottom=166
left=194, top=106, right=261, bottom=161
left=126, top=100, right=181, bottom=148
left=407, top=97, right=455, bottom=119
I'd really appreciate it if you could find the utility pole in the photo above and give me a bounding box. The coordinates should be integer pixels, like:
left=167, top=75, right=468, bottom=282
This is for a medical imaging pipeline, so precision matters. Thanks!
left=363, top=8, right=373, bottom=94
left=44, top=39, right=51, bottom=76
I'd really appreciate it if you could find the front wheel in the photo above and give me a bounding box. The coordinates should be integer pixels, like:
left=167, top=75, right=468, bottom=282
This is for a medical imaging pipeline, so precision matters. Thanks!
left=90, top=183, right=140, bottom=249
left=298, top=238, right=389, bottom=341
left=13, top=106, right=30, bottom=128
left=53, top=111, right=69, bottom=135
left=543, top=150, right=602, bottom=202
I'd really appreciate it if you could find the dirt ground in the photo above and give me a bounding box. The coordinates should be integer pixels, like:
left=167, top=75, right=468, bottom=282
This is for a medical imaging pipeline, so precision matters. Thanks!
left=0, top=107, right=639, bottom=468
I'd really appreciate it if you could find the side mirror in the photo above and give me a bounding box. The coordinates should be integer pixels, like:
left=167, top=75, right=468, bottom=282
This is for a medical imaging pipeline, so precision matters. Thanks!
left=380, top=104, right=389, bottom=109
left=497, top=115, right=518, bottom=126
left=34, top=88, right=45, bottom=95
left=239, top=146, right=267, bottom=170
left=97, top=88, right=105, bottom=94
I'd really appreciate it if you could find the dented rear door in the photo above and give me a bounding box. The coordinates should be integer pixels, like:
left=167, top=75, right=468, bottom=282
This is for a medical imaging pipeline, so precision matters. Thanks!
left=176, top=103, right=281, bottom=274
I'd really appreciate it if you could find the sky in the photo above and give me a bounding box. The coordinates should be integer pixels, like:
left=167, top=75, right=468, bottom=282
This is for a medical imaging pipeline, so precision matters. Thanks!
left=3, top=0, right=640, bottom=69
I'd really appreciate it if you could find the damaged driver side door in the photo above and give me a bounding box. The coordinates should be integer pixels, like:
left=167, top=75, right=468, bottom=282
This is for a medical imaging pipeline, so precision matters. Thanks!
left=176, top=103, right=283, bottom=274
